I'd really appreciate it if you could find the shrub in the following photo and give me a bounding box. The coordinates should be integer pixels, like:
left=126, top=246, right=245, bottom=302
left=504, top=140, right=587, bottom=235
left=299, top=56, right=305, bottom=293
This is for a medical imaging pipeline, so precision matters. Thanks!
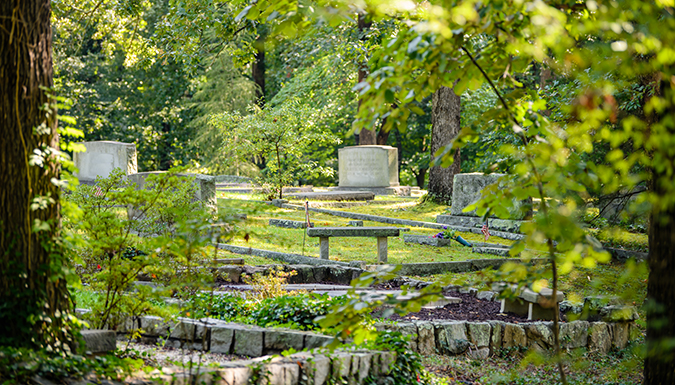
left=249, top=293, right=345, bottom=330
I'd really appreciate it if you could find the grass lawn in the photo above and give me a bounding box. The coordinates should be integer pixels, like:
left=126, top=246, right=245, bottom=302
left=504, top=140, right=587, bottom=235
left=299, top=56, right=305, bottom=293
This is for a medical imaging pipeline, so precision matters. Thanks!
left=424, top=346, right=643, bottom=384
left=217, top=198, right=517, bottom=265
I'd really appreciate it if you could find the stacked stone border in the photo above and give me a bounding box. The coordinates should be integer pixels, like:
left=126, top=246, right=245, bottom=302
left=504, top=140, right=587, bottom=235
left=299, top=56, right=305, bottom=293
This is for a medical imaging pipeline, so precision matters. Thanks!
left=374, top=319, right=639, bottom=359
left=96, top=312, right=638, bottom=364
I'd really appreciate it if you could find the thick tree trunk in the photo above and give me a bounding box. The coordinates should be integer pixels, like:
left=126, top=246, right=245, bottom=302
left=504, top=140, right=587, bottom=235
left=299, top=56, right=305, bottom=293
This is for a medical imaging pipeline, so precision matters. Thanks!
left=644, top=79, right=675, bottom=385
left=253, top=32, right=265, bottom=107
left=357, top=14, right=376, bottom=145
left=0, top=0, right=74, bottom=350
left=429, top=86, right=461, bottom=203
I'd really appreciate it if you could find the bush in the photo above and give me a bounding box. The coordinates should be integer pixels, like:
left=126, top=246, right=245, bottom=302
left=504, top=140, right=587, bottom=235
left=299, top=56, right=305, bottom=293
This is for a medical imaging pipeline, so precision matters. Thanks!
left=249, top=293, right=345, bottom=330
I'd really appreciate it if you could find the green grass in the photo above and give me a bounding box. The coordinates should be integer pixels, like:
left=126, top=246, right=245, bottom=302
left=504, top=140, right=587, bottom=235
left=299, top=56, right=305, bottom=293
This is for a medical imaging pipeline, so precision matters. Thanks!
left=216, top=199, right=515, bottom=265
left=423, top=346, right=643, bottom=384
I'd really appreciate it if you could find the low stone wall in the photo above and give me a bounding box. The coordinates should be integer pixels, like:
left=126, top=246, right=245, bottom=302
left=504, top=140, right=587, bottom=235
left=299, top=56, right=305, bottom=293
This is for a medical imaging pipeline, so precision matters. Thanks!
left=89, top=348, right=396, bottom=385
left=375, top=319, right=640, bottom=358
left=365, top=258, right=547, bottom=276
left=215, top=243, right=365, bottom=268
left=115, top=316, right=334, bottom=357
left=215, top=263, right=365, bottom=285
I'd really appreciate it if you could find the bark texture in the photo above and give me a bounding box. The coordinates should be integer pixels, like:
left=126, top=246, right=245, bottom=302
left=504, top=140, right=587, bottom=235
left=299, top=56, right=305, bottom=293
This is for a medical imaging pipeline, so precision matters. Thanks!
left=429, top=86, right=461, bottom=202
left=357, top=14, right=376, bottom=145
left=253, top=32, right=266, bottom=107
left=644, top=79, right=675, bottom=385
left=0, top=0, right=73, bottom=349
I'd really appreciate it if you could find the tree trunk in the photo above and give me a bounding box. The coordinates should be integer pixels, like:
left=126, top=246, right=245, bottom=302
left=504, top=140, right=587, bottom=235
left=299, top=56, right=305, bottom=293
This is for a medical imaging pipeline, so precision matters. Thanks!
left=429, top=86, right=461, bottom=203
left=253, top=32, right=266, bottom=107
left=356, top=13, right=376, bottom=145
left=0, top=0, right=74, bottom=350
left=644, top=78, right=675, bottom=385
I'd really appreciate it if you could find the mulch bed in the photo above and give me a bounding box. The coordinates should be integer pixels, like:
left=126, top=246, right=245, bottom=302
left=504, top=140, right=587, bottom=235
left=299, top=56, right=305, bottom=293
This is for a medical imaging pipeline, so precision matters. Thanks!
left=384, top=292, right=533, bottom=324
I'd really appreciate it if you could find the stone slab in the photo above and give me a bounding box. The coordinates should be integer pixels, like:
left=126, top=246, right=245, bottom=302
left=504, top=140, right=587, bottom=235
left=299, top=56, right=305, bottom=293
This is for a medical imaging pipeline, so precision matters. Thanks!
left=81, top=329, right=117, bottom=354
left=286, top=191, right=376, bottom=201
left=307, top=227, right=400, bottom=238
left=338, top=145, right=399, bottom=187
left=74, top=141, right=137, bottom=181
left=450, top=173, right=531, bottom=219
left=269, top=218, right=312, bottom=229
left=328, top=185, right=412, bottom=196
left=436, top=214, right=525, bottom=233
left=128, top=171, right=216, bottom=212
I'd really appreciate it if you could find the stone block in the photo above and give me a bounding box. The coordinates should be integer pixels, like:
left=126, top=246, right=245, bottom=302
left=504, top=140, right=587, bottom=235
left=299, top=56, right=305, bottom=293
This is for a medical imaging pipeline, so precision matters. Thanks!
left=169, top=320, right=196, bottom=341
left=74, top=141, right=137, bottom=181
left=338, top=145, right=399, bottom=187
left=611, top=322, right=630, bottom=350
left=434, top=321, right=469, bottom=355
left=377, top=351, right=396, bottom=375
left=502, top=323, right=527, bottom=349
left=351, top=352, right=372, bottom=383
left=450, top=173, right=531, bottom=219
left=348, top=220, right=364, bottom=227
left=215, top=363, right=253, bottom=385
left=467, top=322, right=491, bottom=348
left=588, top=322, right=611, bottom=354
left=466, top=347, right=490, bottom=360
left=488, top=321, right=504, bottom=350
left=232, top=325, right=264, bottom=357
left=211, top=327, right=234, bottom=354
left=298, top=354, right=330, bottom=385
left=417, top=322, right=436, bottom=355
left=81, top=330, right=117, bottom=354
left=476, top=291, right=496, bottom=301
left=331, top=352, right=352, bottom=380
left=304, top=333, right=334, bottom=350
left=140, top=316, right=171, bottom=338
left=216, top=266, right=243, bottom=283
left=264, top=330, right=305, bottom=354
left=525, top=322, right=554, bottom=350
left=560, top=321, right=589, bottom=349
left=262, top=361, right=300, bottom=385
left=396, top=322, right=419, bottom=352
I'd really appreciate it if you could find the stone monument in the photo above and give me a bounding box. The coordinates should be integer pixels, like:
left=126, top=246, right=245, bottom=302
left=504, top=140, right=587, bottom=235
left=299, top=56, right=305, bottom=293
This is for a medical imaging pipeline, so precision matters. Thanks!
left=436, top=173, right=531, bottom=231
left=127, top=171, right=217, bottom=212
left=331, top=145, right=411, bottom=196
left=73, top=141, right=137, bottom=183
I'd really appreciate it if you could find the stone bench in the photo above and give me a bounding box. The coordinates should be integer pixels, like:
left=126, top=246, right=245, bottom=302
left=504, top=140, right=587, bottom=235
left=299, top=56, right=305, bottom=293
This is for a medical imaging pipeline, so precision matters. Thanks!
left=495, top=283, right=565, bottom=321
left=306, top=227, right=400, bottom=263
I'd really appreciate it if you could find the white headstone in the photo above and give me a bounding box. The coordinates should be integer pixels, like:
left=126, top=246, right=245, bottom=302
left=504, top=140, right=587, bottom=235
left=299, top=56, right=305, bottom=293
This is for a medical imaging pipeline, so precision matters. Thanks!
left=338, top=146, right=399, bottom=187
left=74, top=141, right=137, bottom=181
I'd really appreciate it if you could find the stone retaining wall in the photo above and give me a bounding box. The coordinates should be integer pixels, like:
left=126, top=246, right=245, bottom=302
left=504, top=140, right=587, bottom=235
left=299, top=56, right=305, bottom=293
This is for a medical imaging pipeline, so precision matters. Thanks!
left=87, top=349, right=396, bottom=385
left=116, top=316, right=334, bottom=357
left=375, top=319, right=640, bottom=358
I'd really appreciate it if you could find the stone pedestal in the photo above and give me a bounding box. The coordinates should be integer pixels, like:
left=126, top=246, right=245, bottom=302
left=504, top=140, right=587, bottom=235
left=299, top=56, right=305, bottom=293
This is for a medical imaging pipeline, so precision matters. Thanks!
left=73, top=141, right=137, bottom=182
